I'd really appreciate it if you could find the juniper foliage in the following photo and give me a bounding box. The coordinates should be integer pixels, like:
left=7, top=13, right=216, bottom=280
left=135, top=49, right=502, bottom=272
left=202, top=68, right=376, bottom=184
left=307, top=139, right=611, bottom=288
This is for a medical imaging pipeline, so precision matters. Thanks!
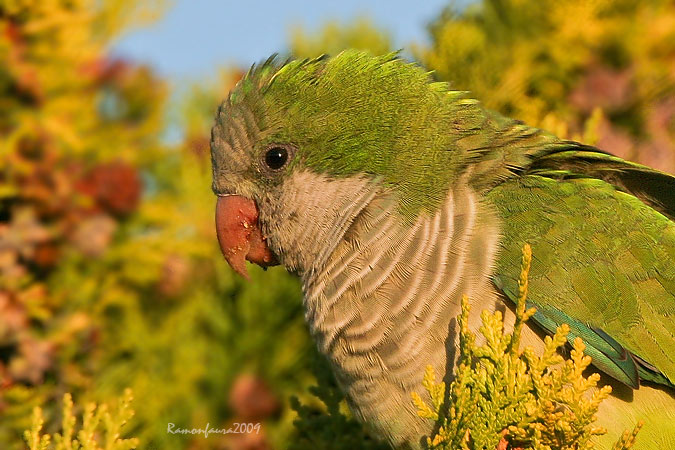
left=411, top=245, right=642, bottom=450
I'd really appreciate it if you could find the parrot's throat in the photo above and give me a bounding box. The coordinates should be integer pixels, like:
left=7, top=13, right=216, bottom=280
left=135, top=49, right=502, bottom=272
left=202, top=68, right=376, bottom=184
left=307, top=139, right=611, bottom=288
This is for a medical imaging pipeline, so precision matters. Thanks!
left=261, top=171, right=382, bottom=276
left=295, top=175, right=502, bottom=445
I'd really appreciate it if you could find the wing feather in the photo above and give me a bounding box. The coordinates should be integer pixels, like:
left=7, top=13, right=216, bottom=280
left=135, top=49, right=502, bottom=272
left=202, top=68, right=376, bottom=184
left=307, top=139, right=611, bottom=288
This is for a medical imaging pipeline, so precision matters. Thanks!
left=487, top=150, right=675, bottom=389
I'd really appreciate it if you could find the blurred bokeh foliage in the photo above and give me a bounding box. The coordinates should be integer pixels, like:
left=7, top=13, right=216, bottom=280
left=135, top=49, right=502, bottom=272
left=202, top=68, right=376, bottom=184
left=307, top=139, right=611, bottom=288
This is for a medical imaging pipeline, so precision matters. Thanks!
left=419, top=0, right=675, bottom=173
left=1, top=0, right=675, bottom=449
left=290, top=18, right=392, bottom=60
left=1, top=1, right=311, bottom=449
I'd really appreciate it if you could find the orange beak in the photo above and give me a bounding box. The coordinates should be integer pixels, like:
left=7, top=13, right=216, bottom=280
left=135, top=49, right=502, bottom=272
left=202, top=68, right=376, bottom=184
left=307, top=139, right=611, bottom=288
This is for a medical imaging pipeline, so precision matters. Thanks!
left=215, top=195, right=278, bottom=279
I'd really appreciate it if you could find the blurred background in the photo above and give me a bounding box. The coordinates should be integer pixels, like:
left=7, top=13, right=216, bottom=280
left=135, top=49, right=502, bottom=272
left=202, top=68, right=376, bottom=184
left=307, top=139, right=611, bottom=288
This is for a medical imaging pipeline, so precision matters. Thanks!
left=1, top=0, right=675, bottom=448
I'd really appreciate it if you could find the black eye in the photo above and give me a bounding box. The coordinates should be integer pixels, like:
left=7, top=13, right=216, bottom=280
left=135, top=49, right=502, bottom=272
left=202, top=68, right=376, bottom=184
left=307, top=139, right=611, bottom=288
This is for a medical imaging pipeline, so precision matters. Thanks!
left=264, top=146, right=289, bottom=170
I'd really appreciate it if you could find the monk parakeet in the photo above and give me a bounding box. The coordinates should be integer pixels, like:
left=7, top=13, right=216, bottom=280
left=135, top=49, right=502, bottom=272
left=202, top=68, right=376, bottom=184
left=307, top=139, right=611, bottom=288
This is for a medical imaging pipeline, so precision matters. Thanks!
left=210, top=51, right=675, bottom=449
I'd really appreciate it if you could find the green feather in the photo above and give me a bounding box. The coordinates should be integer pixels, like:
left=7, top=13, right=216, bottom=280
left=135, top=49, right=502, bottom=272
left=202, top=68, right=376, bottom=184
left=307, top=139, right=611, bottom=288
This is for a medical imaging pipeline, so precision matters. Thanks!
left=525, top=145, right=675, bottom=220
left=488, top=162, right=675, bottom=389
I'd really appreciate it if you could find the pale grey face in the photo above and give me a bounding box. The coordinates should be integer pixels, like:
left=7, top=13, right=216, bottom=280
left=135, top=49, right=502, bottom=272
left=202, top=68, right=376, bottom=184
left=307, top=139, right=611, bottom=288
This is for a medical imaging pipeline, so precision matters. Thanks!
left=210, top=101, right=269, bottom=200
left=210, top=98, right=299, bottom=277
left=210, top=98, right=300, bottom=269
left=210, top=97, right=379, bottom=277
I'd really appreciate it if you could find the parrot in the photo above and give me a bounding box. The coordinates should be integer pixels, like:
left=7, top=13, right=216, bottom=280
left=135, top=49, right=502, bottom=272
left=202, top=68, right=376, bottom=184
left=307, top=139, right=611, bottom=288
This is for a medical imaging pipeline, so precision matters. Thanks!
left=210, top=50, right=675, bottom=449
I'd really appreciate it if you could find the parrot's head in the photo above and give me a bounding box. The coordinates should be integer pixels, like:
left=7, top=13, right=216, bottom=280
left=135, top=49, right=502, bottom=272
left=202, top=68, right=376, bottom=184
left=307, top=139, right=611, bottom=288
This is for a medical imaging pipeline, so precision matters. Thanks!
left=211, top=50, right=478, bottom=279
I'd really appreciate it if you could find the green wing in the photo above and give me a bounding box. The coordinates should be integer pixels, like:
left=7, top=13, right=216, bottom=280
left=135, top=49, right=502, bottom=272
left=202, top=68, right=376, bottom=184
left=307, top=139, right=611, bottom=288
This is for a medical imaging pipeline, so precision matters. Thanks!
left=487, top=145, right=675, bottom=389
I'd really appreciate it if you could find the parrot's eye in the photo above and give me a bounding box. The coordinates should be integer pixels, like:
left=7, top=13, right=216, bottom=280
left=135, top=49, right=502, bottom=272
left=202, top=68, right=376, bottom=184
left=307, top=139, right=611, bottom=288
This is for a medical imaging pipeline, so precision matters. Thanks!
left=263, top=146, right=290, bottom=171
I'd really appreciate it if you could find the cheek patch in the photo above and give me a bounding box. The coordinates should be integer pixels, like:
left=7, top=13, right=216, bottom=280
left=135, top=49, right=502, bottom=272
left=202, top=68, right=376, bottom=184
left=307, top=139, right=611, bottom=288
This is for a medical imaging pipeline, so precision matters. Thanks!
left=215, top=195, right=278, bottom=279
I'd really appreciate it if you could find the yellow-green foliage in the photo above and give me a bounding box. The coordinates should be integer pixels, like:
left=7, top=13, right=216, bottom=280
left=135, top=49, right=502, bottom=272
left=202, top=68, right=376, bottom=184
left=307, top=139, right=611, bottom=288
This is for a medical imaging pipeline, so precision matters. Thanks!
left=418, top=0, right=675, bottom=173
left=24, top=389, right=138, bottom=450
left=290, top=18, right=392, bottom=58
left=1, top=1, right=311, bottom=449
left=412, top=245, right=641, bottom=450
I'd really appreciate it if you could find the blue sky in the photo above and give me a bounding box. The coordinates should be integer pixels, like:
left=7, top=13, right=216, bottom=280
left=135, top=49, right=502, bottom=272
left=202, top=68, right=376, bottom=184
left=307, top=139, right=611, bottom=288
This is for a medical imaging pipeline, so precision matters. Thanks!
left=112, top=0, right=452, bottom=81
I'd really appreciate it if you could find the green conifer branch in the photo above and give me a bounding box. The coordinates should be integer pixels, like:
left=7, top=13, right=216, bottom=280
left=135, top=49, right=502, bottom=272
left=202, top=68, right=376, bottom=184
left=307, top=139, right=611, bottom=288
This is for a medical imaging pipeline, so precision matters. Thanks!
left=24, top=390, right=139, bottom=450
left=412, top=245, right=642, bottom=450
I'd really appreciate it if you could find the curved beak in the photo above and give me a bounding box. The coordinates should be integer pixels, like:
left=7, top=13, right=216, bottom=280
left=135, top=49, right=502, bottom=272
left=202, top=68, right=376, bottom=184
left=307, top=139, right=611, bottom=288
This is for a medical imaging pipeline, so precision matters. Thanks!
left=215, top=195, right=278, bottom=280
